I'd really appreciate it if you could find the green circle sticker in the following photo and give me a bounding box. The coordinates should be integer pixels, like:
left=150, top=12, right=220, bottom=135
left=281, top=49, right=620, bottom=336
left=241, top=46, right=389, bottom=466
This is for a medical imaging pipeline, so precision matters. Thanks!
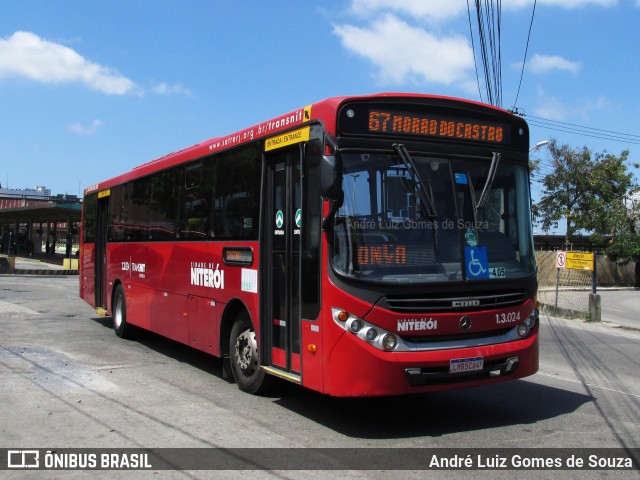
left=295, top=209, right=302, bottom=228
left=275, top=210, right=284, bottom=228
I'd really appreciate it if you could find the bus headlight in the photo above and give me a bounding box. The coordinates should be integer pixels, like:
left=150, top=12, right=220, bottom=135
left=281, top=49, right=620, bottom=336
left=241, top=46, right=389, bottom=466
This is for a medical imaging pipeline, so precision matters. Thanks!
left=382, top=334, right=398, bottom=351
left=332, top=307, right=404, bottom=352
left=517, top=323, right=529, bottom=338
left=532, top=307, right=540, bottom=319
left=517, top=307, right=538, bottom=338
left=365, top=328, right=378, bottom=342
left=524, top=315, right=536, bottom=329
left=348, top=318, right=364, bottom=333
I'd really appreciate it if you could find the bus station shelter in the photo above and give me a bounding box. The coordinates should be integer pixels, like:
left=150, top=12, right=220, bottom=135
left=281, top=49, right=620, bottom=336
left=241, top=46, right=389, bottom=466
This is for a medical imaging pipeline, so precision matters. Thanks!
left=0, top=203, right=82, bottom=260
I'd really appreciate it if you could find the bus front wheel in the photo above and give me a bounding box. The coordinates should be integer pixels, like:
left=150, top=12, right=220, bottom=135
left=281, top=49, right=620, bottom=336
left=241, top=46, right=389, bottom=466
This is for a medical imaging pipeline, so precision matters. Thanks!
left=229, top=311, right=268, bottom=394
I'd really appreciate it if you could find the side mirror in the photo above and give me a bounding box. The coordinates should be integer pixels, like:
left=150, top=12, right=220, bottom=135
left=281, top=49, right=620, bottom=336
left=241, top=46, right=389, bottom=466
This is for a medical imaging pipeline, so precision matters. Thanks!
left=320, top=155, right=340, bottom=200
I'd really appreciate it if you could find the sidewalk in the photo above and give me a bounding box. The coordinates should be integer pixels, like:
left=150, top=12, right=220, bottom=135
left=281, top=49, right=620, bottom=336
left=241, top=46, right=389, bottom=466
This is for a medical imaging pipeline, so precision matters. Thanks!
left=539, top=286, right=640, bottom=332
left=0, top=253, right=78, bottom=275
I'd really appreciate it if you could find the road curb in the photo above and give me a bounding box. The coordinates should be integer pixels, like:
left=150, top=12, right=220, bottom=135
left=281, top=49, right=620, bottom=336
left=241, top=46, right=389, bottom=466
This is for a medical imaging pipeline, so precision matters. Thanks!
left=0, top=268, right=79, bottom=277
left=601, top=320, right=640, bottom=333
left=540, top=303, right=591, bottom=321
left=9, top=269, right=78, bottom=276
left=541, top=303, right=640, bottom=333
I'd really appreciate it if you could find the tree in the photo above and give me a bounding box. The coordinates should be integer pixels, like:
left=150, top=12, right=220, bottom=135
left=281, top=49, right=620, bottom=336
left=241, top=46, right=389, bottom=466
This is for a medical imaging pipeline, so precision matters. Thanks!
left=535, top=140, right=596, bottom=244
left=595, top=187, right=640, bottom=287
left=535, top=139, right=640, bottom=286
left=578, top=149, right=632, bottom=232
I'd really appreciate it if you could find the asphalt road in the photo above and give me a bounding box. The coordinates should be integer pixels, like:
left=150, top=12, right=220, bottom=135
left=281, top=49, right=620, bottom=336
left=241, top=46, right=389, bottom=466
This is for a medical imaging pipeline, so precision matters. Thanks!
left=0, top=276, right=638, bottom=479
left=598, top=289, right=640, bottom=330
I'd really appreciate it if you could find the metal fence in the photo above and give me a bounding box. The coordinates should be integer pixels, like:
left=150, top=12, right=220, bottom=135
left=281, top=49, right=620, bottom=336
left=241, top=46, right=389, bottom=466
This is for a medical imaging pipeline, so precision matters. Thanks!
left=536, top=252, right=594, bottom=318
left=535, top=251, right=636, bottom=319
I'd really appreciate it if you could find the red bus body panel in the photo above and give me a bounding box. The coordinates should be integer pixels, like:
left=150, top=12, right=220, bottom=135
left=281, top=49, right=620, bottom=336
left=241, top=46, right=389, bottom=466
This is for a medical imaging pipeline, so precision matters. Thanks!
left=96, top=241, right=261, bottom=355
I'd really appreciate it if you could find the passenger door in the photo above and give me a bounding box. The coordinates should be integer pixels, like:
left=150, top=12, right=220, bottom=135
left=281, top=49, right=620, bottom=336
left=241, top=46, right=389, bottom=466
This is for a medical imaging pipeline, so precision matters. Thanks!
left=264, top=146, right=303, bottom=376
left=95, top=194, right=109, bottom=310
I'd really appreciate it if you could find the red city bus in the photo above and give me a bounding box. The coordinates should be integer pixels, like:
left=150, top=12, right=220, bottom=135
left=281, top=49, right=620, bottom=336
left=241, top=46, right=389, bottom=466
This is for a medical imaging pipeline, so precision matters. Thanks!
left=80, top=93, right=539, bottom=397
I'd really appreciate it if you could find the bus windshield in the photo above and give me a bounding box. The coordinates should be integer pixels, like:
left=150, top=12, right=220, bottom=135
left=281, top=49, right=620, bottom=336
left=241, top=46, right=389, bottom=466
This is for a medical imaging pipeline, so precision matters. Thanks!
left=331, top=151, right=536, bottom=283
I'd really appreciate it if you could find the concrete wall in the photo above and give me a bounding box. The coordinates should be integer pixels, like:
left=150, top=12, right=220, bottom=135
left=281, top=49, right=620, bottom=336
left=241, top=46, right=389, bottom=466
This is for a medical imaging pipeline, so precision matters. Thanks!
left=0, top=255, right=15, bottom=274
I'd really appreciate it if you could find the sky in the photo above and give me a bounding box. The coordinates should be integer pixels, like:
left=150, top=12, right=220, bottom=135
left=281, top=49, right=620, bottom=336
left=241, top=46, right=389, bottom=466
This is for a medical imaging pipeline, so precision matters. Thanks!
left=1, top=0, right=639, bottom=209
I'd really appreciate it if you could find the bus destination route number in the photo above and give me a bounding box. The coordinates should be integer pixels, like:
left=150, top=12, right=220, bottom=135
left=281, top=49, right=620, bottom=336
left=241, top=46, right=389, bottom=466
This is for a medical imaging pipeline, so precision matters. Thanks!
left=368, top=110, right=506, bottom=144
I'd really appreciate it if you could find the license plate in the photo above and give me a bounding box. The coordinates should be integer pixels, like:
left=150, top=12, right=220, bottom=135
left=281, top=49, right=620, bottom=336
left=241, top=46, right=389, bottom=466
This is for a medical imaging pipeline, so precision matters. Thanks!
left=450, top=357, right=484, bottom=373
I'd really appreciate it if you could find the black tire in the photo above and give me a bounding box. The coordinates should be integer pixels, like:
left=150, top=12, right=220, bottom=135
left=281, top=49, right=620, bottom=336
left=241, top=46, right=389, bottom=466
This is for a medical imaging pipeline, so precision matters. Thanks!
left=229, top=311, right=269, bottom=394
left=112, top=284, right=134, bottom=339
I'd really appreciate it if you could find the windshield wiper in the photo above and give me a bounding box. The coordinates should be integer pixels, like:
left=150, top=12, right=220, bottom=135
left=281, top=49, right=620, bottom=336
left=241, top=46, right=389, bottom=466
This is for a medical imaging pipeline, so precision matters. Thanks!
left=475, top=152, right=501, bottom=212
left=466, top=152, right=501, bottom=242
left=392, top=143, right=437, bottom=218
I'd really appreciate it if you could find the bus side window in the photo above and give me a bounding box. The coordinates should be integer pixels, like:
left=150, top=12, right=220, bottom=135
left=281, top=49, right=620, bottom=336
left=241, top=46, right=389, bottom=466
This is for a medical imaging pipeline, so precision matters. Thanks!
left=83, top=193, right=98, bottom=243
left=123, top=177, right=150, bottom=241
left=185, top=163, right=202, bottom=189
left=149, top=168, right=179, bottom=241
left=107, top=185, right=125, bottom=242
left=212, top=145, right=261, bottom=240
left=180, top=162, right=213, bottom=240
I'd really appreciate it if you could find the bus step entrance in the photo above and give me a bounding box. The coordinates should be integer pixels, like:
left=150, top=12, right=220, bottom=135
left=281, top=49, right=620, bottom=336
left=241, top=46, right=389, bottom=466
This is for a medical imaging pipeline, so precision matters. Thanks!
left=261, top=366, right=302, bottom=385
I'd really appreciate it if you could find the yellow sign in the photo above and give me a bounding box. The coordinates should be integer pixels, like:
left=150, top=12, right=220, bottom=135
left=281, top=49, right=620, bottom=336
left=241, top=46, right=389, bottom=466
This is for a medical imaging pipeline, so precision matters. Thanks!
left=566, top=252, right=594, bottom=271
left=98, top=189, right=111, bottom=198
left=265, top=126, right=310, bottom=151
left=63, top=258, right=79, bottom=270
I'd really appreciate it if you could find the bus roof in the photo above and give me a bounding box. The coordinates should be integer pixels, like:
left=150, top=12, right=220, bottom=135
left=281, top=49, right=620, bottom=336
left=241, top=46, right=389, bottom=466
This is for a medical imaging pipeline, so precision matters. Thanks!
left=83, top=92, right=516, bottom=196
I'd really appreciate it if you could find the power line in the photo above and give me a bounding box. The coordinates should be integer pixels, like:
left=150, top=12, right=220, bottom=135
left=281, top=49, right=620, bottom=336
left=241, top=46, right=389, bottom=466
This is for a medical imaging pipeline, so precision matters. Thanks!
left=526, top=118, right=640, bottom=145
left=466, top=0, right=484, bottom=103
left=525, top=115, right=640, bottom=141
left=512, top=0, right=537, bottom=109
left=470, top=1, right=503, bottom=107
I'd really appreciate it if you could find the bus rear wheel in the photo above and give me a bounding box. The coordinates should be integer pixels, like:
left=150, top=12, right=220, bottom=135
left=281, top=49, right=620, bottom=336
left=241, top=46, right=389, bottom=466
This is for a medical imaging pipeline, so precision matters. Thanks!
left=229, top=311, right=268, bottom=394
left=113, top=284, right=134, bottom=339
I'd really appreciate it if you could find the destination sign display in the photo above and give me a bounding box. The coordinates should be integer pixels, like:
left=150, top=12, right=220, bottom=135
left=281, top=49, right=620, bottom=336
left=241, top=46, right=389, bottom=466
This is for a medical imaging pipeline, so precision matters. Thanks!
left=368, top=109, right=507, bottom=144
left=337, top=101, right=525, bottom=148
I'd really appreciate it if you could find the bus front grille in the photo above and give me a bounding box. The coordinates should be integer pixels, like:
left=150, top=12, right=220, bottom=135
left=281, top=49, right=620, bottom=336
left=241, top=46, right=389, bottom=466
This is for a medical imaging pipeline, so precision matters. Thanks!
left=381, top=290, right=526, bottom=313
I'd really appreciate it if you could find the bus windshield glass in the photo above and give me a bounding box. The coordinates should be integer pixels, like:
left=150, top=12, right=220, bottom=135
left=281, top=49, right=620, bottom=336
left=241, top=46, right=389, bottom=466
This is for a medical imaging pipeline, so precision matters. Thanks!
left=331, top=151, right=536, bottom=283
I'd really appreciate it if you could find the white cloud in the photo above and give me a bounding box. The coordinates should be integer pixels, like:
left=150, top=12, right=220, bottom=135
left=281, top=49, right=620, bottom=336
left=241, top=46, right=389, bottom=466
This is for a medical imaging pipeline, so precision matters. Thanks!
left=333, top=14, right=474, bottom=87
left=533, top=87, right=611, bottom=122
left=528, top=54, right=582, bottom=74
left=349, top=0, right=617, bottom=17
left=337, top=0, right=614, bottom=93
left=152, top=82, right=192, bottom=96
left=533, top=89, right=568, bottom=121
left=67, top=119, right=104, bottom=135
left=350, top=0, right=467, bottom=21
left=574, top=96, right=611, bottom=120
left=0, top=31, right=135, bottom=95
left=541, top=0, right=617, bottom=7
left=505, top=0, right=617, bottom=8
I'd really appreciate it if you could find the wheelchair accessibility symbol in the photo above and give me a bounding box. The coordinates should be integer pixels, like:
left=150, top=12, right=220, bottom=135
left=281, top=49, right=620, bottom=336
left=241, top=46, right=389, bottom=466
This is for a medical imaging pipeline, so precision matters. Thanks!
left=465, top=246, right=489, bottom=279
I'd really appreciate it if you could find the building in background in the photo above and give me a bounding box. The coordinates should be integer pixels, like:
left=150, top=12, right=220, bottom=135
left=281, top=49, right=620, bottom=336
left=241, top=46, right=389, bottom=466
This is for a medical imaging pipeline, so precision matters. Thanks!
left=0, top=185, right=81, bottom=256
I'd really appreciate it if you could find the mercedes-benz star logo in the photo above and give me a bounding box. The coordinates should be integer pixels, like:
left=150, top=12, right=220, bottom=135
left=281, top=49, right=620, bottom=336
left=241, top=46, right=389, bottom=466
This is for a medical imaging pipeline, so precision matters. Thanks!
left=459, top=316, right=472, bottom=331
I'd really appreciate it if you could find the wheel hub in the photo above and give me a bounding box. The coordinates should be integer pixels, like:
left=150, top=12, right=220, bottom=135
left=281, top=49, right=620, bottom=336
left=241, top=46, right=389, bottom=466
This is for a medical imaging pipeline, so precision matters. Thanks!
left=114, top=298, right=122, bottom=328
left=235, top=329, right=257, bottom=373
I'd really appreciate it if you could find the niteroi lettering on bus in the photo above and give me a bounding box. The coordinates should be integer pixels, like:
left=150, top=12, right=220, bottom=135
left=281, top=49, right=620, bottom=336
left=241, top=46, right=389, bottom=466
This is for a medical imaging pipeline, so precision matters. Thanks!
left=190, top=262, right=225, bottom=289
left=368, top=110, right=505, bottom=143
left=357, top=244, right=407, bottom=266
